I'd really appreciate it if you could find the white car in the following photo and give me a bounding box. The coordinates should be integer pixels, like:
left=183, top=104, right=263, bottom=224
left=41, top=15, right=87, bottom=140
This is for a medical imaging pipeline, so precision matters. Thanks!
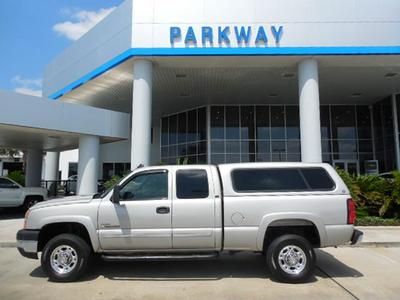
left=0, top=176, right=48, bottom=211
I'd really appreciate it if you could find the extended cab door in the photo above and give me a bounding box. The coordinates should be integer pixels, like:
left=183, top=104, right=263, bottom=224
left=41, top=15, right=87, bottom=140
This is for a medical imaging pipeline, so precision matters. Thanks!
left=172, top=167, right=217, bottom=249
left=98, top=169, right=172, bottom=250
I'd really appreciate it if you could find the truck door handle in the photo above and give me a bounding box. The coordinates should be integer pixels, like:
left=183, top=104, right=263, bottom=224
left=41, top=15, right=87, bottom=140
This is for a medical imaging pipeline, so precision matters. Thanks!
left=156, top=206, right=170, bottom=214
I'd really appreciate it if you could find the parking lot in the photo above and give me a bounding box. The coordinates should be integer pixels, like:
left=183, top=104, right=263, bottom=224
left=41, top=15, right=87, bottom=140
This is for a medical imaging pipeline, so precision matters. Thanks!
left=1, top=209, right=400, bottom=300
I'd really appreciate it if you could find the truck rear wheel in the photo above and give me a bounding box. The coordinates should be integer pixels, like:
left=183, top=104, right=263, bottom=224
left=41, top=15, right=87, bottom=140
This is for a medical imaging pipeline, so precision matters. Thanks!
left=41, top=234, right=91, bottom=282
left=266, top=234, right=315, bottom=283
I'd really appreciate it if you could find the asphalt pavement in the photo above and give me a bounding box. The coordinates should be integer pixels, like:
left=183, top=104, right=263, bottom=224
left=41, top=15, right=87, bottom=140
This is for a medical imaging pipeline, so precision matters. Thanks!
left=1, top=208, right=400, bottom=300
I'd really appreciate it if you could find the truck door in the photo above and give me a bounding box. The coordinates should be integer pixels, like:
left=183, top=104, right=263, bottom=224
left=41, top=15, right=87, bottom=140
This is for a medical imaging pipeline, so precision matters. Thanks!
left=0, top=178, right=22, bottom=207
left=172, top=167, right=216, bottom=249
left=98, top=169, right=172, bottom=250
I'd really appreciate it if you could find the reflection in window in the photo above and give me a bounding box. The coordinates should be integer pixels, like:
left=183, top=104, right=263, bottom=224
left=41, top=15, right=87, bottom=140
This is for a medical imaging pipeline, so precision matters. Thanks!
left=161, top=104, right=374, bottom=171
left=286, top=106, right=300, bottom=139
left=256, top=106, right=270, bottom=140
left=271, top=106, right=285, bottom=140
left=161, top=107, right=207, bottom=164
left=211, top=106, right=224, bottom=139
left=120, top=172, right=168, bottom=200
left=331, top=106, right=356, bottom=139
left=226, top=106, right=240, bottom=139
left=241, top=106, right=255, bottom=140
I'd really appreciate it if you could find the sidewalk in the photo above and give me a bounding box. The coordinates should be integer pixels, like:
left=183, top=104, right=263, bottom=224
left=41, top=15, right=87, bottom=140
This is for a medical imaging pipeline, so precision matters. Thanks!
left=0, top=217, right=400, bottom=247
left=353, top=226, right=400, bottom=247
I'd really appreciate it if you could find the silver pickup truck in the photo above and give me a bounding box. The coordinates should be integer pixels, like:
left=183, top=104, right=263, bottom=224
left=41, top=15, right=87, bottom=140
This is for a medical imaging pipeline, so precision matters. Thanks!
left=17, top=162, right=363, bottom=283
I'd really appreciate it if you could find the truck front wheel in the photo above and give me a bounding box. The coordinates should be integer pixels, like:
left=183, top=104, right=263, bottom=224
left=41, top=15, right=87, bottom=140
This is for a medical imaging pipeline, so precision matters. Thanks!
left=266, top=234, right=315, bottom=283
left=41, top=234, right=91, bottom=282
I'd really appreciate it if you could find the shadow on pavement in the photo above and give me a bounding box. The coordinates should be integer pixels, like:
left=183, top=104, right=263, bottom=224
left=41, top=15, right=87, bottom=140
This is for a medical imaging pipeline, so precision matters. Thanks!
left=316, top=249, right=363, bottom=278
left=29, top=250, right=363, bottom=283
left=0, top=208, right=24, bottom=220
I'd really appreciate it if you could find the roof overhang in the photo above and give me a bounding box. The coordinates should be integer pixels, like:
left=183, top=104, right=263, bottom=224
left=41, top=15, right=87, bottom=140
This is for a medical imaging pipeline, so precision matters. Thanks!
left=0, top=90, right=130, bottom=151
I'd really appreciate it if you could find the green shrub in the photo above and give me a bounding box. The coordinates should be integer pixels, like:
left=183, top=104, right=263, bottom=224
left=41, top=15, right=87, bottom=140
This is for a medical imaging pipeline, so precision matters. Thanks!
left=104, top=175, right=122, bottom=190
left=7, top=170, right=25, bottom=186
left=336, top=168, right=400, bottom=218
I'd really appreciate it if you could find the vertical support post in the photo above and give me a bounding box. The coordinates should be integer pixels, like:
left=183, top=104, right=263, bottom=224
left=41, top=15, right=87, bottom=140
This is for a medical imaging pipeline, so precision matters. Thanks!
left=298, top=58, right=322, bottom=163
left=44, top=151, right=60, bottom=196
left=77, top=135, right=99, bottom=195
left=25, top=149, right=43, bottom=187
left=131, top=59, right=153, bottom=169
left=391, top=94, right=400, bottom=170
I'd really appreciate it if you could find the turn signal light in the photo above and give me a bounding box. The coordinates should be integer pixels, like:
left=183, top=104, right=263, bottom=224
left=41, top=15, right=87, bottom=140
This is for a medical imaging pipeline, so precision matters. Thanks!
left=347, top=198, right=356, bottom=224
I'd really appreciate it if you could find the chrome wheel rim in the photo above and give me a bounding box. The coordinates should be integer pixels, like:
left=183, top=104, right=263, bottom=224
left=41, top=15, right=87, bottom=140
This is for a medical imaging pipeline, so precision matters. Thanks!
left=50, top=245, right=78, bottom=275
left=278, top=245, right=307, bottom=275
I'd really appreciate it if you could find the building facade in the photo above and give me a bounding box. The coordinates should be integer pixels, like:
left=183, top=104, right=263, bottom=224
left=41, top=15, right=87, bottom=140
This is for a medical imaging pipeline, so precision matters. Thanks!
left=2, top=0, right=400, bottom=194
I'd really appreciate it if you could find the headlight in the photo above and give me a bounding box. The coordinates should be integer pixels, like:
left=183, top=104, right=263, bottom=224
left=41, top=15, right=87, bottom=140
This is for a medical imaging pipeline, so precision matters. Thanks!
left=23, top=209, right=30, bottom=229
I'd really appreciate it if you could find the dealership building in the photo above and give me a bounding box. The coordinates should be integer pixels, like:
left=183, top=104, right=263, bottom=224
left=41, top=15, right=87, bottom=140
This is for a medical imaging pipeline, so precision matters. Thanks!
left=1, top=0, right=400, bottom=195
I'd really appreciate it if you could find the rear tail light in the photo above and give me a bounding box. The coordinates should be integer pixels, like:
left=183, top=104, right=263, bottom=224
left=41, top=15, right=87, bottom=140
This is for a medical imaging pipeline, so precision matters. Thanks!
left=347, top=198, right=356, bottom=224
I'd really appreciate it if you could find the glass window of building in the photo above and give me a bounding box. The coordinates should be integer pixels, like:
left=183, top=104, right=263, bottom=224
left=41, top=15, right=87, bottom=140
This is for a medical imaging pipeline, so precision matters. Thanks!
left=161, top=107, right=208, bottom=164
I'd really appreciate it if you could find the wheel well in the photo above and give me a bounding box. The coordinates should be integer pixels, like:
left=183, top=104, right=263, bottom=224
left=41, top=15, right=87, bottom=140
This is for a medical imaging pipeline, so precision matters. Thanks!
left=38, top=222, right=93, bottom=252
left=263, top=220, right=320, bottom=252
left=24, top=195, right=44, bottom=202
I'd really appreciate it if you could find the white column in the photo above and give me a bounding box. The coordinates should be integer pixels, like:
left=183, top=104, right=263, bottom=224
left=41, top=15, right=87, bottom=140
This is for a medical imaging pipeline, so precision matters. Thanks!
left=44, top=151, right=60, bottom=196
left=0, top=161, right=3, bottom=176
left=131, top=59, right=153, bottom=169
left=25, top=149, right=43, bottom=187
left=391, top=94, right=400, bottom=170
left=77, top=135, right=99, bottom=195
left=298, top=58, right=322, bottom=163
left=44, top=152, right=60, bottom=181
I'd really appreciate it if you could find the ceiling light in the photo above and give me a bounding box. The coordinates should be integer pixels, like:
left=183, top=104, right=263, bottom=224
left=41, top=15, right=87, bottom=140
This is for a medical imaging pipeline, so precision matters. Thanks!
left=351, top=93, right=362, bottom=98
left=282, top=73, right=295, bottom=79
left=384, top=72, right=398, bottom=78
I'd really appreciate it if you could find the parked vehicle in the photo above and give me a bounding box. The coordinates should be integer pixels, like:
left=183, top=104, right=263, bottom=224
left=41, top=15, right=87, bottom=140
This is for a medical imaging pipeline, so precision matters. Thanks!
left=0, top=176, right=47, bottom=211
left=17, top=163, right=362, bottom=283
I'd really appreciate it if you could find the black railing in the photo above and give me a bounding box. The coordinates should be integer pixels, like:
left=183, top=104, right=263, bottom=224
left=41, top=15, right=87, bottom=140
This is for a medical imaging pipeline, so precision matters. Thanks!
left=41, top=180, right=106, bottom=197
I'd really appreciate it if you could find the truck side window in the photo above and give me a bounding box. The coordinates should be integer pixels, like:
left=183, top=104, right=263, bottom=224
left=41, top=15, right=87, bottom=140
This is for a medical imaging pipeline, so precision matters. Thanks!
left=0, top=178, right=17, bottom=189
left=231, top=168, right=308, bottom=192
left=300, top=168, right=335, bottom=190
left=176, top=169, right=209, bottom=199
left=119, top=171, right=168, bottom=201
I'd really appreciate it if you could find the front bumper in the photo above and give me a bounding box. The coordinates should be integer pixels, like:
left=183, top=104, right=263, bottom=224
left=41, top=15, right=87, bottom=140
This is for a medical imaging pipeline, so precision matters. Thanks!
left=16, top=229, right=40, bottom=259
left=351, top=229, right=364, bottom=245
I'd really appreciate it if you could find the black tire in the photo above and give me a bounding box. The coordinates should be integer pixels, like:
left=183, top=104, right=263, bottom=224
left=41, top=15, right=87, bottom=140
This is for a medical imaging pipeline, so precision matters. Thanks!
left=266, top=234, right=315, bottom=283
left=41, top=234, right=91, bottom=282
left=23, top=196, right=43, bottom=212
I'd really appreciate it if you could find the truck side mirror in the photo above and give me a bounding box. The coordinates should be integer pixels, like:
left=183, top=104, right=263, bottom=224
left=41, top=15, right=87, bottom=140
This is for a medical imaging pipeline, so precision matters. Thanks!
left=112, top=185, right=120, bottom=204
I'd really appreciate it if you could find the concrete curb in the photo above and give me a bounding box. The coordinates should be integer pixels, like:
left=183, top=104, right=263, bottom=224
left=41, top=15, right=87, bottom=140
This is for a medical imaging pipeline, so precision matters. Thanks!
left=344, top=242, right=400, bottom=248
left=0, top=241, right=17, bottom=248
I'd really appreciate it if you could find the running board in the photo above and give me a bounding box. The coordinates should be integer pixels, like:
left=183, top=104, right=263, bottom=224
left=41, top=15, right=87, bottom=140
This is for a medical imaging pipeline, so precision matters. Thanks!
left=101, top=252, right=219, bottom=262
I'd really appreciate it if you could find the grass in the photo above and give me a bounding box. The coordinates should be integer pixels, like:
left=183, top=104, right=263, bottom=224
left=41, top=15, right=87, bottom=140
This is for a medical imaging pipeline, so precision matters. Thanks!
left=356, top=216, right=400, bottom=226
